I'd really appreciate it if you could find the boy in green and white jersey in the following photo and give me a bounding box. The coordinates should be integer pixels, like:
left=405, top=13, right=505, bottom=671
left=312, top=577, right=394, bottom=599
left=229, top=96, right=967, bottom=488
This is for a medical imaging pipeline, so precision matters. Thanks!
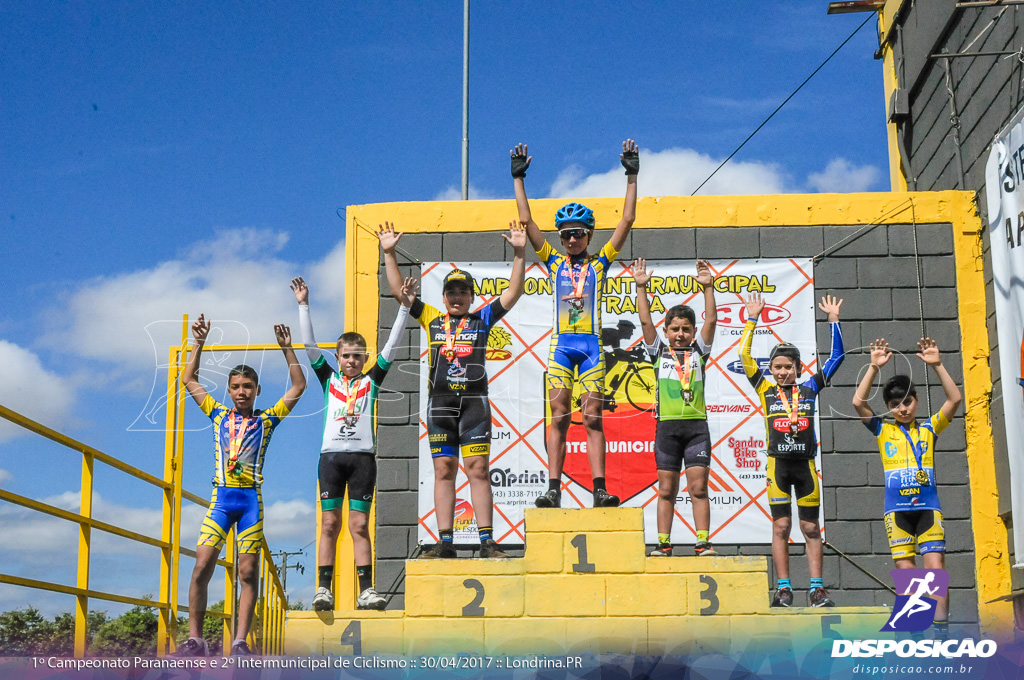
left=291, top=275, right=416, bottom=611
left=633, top=257, right=719, bottom=557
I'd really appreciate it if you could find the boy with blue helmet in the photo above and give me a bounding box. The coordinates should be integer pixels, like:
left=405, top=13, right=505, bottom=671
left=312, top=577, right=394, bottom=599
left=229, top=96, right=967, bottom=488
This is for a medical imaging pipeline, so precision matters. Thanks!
left=511, top=140, right=639, bottom=508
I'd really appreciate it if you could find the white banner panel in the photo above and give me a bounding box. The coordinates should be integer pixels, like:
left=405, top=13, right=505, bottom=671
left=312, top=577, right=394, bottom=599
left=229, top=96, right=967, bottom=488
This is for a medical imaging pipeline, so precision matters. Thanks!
left=985, top=110, right=1024, bottom=567
left=415, top=258, right=820, bottom=546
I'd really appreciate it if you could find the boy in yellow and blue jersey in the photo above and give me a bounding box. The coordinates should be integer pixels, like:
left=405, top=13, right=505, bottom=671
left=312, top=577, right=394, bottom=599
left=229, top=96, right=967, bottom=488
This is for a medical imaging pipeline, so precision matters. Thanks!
left=176, top=315, right=305, bottom=657
left=852, top=337, right=961, bottom=636
left=740, top=291, right=844, bottom=608
left=511, top=139, right=639, bottom=508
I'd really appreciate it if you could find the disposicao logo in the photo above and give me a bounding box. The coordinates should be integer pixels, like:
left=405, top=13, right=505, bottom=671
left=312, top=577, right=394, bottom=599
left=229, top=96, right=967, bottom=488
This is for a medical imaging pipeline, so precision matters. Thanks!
left=831, top=568, right=997, bottom=659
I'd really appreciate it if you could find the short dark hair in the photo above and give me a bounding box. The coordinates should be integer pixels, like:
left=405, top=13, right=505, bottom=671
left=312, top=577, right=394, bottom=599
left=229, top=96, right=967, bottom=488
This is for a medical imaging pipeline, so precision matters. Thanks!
left=883, top=375, right=917, bottom=406
left=665, top=305, right=696, bottom=327
left=336, top=332, right=367, bottom=353
left=228, top=364, right=259, bottom=384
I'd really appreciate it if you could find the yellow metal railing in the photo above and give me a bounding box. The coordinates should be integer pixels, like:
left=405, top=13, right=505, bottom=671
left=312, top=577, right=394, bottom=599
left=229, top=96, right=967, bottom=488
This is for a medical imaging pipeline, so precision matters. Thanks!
left=0, top=316, right=290, bottom=656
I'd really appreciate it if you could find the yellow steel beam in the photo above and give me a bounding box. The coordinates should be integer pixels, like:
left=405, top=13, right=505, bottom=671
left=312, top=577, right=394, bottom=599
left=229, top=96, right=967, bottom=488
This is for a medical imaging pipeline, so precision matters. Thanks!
left=74, top=450, right=93, bottom=656
left=0, top=404, right=168, bottom=490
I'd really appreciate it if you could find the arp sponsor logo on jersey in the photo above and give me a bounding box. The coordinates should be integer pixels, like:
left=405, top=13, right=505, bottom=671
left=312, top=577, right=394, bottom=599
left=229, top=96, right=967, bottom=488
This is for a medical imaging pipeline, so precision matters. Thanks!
left=726, top=358, right=771, bottom=375
left=716, top=303, right=792, bottom=329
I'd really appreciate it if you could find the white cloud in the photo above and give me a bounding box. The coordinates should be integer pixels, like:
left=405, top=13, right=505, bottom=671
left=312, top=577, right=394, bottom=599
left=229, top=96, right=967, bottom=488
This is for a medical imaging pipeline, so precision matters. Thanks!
left=0, top=469, right=12, bottom=484
left=0, top=341, right=76, bottom=442
left=807, top=158, right=881, bottom=193
left=262, top=498, right=316, bottom=549
left=433, top=184, right=500, bottom=201
left=547, top=147, right=790, bottom=198
left=40, top=228, right=346, bottom=379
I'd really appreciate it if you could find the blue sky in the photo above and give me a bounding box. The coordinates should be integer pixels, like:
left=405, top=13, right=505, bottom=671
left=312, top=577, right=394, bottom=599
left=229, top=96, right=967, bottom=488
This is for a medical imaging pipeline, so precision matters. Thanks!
left=0, top=2, right=888, bottom=614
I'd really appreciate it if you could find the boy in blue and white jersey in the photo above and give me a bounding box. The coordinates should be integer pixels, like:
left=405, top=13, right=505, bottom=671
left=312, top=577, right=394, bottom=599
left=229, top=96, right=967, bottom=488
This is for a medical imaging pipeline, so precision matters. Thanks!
left=177, top=316, right=306, bottom=657
left=291, top=275, right=416, bottom=612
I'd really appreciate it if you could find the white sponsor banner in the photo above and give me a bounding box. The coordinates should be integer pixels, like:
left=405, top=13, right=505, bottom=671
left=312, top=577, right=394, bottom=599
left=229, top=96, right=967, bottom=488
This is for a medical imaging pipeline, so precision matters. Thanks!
left=985, top=109, right=1024, bottom=567
left=415, top=257, right=820, bottom=546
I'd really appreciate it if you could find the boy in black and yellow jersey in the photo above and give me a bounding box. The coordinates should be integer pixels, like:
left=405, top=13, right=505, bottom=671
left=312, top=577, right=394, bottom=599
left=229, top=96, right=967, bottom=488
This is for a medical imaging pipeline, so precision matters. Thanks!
left=740, top=291, right=844, bottom=608
left=379, top=221, right=527, bottom=558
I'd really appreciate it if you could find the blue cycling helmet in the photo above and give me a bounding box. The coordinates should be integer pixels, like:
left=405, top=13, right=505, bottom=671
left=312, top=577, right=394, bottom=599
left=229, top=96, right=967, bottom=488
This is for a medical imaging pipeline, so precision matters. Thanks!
left=555, top=202, right=595, bottom=228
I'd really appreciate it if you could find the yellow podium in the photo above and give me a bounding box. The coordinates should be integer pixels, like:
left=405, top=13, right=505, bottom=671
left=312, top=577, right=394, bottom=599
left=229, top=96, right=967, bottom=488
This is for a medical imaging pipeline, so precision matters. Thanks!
left=285, top=508, right=890, bottom=656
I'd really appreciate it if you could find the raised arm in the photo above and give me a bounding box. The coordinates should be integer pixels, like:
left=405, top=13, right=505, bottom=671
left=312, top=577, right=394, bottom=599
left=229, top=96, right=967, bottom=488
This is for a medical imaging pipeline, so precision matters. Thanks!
left=499, top=221, right=527, bottom=310
left=852, top=339, right=890, bottom=423
left=511, top=143, right=545, bottom=251
left=608, top=139, right=639, bottom=252
left=696, top=259, right=717, bottom=347
left=632, top=258, right=657, bottom=346
left=739, top=293, right=765, bottom=385
left=290, top=276, right=323, bottom=364
left=180, top=315, right=212, bottom=406
left=274, top=324, right=306, bottom=411
left=377, top=221, right=407, bottom=301
left=817, top=294, right=845, bottom=382
left=917, top=337, right=962, bottom=421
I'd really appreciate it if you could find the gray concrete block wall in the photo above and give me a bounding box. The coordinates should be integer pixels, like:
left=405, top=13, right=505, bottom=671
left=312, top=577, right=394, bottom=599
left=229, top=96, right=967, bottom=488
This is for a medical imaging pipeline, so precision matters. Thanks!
left=372, top=223, right=976, bottom=627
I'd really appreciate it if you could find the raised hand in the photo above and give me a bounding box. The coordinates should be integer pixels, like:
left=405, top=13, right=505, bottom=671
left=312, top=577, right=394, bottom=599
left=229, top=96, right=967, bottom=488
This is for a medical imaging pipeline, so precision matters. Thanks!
left=916, top=337, right=941, bottom=366
left=620, top=139, right=639, bottom=176
left=290, top=277, right=308, bottom=305
left=870, top=338, right=892, bottom=368
left=743, top=292, right=765, bottom=321
left=818, top=294, right=843, bottom=322
left=503, top=221, right=527, bottom=249
left=695, top=259, right=714, bottom=287
left=631, top=258, right=652, bottom=287
left=192, top=315, right=211, bottom=344
left=510, top=143, right=532, bottom=179
left=274, top=324, right=292, bottom=348
left=376, top=221, right=402, bottom=254
left=398, top=276, right=419, bottom=307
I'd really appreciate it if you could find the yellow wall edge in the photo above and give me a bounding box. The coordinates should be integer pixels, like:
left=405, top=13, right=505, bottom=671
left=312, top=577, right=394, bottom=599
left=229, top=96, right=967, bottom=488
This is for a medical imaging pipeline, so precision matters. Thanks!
left=345, top=189, right=1011, bottom=636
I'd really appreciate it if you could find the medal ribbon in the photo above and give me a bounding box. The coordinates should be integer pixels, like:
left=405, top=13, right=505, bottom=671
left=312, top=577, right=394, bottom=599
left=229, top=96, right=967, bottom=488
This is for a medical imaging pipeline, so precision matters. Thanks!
left=776, top=386, right=800, bottom=430
left=666, top=345, right=694, bottom=393
left=899, top=424, right=928, bottom=477
left=340, top=375, right=359, bottom=417
left=569, top=259, right=590, bottom=300
left=444, top=314, right=468, bottom=360
left=227, top=411, right=251, bottom=476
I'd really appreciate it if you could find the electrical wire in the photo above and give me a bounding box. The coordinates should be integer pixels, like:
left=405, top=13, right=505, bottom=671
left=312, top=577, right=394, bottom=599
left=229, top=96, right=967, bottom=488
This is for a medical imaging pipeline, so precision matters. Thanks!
left=691, top=12, right=876, bottom=196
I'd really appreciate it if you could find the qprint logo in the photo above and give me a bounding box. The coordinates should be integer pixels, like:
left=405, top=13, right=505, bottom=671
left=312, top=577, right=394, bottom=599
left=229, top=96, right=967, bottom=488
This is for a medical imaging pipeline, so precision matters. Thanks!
left=882, top=568, right=948, bottom=632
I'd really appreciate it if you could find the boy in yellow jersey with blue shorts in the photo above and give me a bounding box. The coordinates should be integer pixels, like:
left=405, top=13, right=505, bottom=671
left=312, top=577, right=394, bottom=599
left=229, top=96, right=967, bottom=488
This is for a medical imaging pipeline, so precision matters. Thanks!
left=511, top=139, right=639, bottom=508
left=852, top=337, right=961, bottom=636
left=177, top=315, right=306, bottom=656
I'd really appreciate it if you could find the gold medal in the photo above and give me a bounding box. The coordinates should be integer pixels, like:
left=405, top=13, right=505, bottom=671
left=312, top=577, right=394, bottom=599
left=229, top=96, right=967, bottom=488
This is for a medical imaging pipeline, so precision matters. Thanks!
left=915, top=469, right=930, bottom=486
